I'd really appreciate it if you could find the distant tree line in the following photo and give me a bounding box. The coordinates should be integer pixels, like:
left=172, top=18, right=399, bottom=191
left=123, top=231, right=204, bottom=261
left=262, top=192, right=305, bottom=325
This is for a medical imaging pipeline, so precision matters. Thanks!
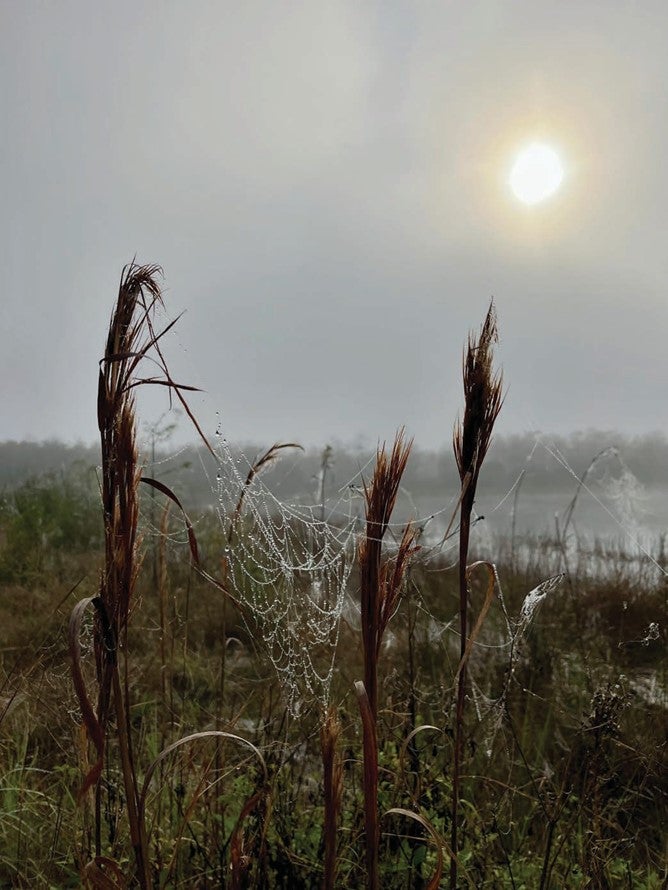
left=1, top=430, right=667, bottom=508
left=0, top=440, right=100, bottom=490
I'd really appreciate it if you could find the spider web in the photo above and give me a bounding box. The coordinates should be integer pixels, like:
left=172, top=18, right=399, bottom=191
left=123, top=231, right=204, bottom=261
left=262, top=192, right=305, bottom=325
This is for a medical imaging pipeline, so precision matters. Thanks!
left=212, top=433, right=359, bottom=717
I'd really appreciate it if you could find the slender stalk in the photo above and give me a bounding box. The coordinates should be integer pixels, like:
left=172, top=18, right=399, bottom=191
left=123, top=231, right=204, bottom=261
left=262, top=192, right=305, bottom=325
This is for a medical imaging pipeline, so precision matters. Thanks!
left=112, top=663, right=149, bottom=886
left=406, top=588, right=420, bottom=793
left=450, top=303, right=503, bottom=889
left=451, top=482, right=472, bottom=886
left=357, top=431, right=417, bottom=889
left=356, top=681, right=379, bottom=890
left=320, top=706, right=343, bottom=890
left=158, top=501, right=171, bottom=738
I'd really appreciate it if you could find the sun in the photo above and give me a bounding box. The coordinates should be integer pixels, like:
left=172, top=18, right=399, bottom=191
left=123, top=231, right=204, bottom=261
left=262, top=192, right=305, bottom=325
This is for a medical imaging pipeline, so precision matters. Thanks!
left=509, top=143, right=564, bottom=205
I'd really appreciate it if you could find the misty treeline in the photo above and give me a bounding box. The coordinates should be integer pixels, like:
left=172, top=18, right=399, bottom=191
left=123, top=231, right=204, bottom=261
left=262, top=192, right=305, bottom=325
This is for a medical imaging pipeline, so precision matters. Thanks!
left=2, top=429, right=668, bottom=503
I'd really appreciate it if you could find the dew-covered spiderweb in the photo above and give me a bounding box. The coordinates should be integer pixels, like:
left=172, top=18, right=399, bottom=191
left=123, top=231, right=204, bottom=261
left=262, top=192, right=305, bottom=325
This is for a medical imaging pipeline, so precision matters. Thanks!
left=210, top=433, right=360, bottom=717
left=393, top=431, right=667, bottom=754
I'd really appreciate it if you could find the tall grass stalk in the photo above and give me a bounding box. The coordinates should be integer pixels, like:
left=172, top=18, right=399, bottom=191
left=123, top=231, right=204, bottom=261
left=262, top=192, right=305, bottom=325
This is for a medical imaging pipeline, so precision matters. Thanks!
left=357, top=430, right=418, bottom=889
left=92, top=264, right=164, bottom=887
left=69, top=262, right=205, bottom=886
left=451, top=302, right=503, bottom=889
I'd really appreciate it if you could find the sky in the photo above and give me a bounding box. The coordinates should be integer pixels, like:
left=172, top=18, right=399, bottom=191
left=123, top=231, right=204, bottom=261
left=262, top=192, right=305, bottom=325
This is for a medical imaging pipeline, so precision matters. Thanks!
left=2, top=1, right=668, bottom=451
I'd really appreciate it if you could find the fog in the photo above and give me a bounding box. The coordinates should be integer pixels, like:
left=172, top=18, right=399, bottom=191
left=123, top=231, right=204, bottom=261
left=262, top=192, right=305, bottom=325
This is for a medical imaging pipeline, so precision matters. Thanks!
left=3, top=3, right=668, bottom=449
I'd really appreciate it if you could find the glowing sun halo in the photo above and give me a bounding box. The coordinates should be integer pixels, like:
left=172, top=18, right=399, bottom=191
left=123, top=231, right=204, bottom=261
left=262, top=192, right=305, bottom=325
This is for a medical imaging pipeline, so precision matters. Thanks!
left=510, top=143, right=564, bottom=205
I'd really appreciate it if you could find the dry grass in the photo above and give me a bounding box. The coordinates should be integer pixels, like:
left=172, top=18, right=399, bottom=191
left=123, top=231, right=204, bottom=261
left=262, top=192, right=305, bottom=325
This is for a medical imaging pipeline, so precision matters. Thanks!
left=357, top=430, right=419, bottom=890
left=451, top=301, right=503, bottom=889
left=69, top=262, right=213, bottom=887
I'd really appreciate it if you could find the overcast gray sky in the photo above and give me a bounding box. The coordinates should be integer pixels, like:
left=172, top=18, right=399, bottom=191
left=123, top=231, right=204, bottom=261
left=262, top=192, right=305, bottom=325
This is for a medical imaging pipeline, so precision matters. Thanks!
left=2, top=1, right=667, bottom=450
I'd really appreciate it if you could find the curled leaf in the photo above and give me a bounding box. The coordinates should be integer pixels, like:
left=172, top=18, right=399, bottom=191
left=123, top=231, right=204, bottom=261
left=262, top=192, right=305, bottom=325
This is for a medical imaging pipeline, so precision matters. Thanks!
left=384, top=808, right=445, bottom=890
left=399, top=724, right=444, bottom=789
left=82, top=856, right=126, bottom=889
left=384, top=808, right=476, bottom=889
left=141, top=476, right=200, bottom=564
left=138, top=730, right=267, bottom=830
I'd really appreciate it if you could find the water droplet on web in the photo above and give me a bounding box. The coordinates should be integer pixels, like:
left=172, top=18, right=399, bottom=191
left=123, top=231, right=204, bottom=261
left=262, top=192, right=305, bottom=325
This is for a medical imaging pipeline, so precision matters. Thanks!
left=206, top=438, right=357, bottom=716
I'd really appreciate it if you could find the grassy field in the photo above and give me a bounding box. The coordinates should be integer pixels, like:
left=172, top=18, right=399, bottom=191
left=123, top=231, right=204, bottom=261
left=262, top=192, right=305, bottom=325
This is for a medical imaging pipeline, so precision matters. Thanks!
left=0, top=266, right=665, bottom=888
